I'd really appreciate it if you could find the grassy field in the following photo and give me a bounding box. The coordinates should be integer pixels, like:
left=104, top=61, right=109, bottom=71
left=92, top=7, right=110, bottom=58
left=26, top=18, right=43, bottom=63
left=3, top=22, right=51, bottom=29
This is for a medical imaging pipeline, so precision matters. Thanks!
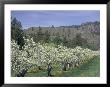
left=25, top=56, right=100, bottom=77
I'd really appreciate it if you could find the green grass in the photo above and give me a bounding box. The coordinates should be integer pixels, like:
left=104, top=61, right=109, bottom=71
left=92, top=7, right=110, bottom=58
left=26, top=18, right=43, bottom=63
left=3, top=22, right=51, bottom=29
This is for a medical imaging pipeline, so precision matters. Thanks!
left=61, top=57, right=100, bottom=77
left=25, top=56, right=100, bottom=77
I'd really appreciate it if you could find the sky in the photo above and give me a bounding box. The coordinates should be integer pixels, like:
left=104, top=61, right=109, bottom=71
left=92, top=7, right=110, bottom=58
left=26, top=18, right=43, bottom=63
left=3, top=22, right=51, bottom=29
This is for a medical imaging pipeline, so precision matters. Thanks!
left=11, top=10, right=100, bottom=29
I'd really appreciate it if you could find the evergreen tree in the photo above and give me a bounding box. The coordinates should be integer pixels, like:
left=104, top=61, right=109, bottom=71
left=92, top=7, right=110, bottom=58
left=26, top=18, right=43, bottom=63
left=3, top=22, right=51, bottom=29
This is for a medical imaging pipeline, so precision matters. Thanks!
left=11, top=17, right=24, bottom=49
left=37, top=26, right=43, bottom=42
left=44, top=30, right=50, bottom=43
left=74, top=33, right=82, bottom=46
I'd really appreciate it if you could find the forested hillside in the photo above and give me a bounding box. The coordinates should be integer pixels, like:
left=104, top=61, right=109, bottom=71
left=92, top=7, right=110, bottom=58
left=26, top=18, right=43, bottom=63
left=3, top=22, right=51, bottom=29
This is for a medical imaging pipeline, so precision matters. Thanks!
left=24, top=21, right=100, bottom=50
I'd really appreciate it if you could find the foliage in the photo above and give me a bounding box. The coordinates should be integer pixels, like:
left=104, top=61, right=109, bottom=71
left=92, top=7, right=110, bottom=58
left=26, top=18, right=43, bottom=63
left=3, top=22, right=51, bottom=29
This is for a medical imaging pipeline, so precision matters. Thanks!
left=24, top=21, right=100, bottom=50
left=11, top=17, right=25, bottom=49
left=25, top=57, right=100, bottom=77
left=11, top=37, right=100, bottom=77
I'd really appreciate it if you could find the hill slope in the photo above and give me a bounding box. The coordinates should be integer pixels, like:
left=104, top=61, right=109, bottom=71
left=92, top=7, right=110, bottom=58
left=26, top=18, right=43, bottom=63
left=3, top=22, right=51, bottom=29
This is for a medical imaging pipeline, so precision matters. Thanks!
left=24, top=21, right=100, bottom=50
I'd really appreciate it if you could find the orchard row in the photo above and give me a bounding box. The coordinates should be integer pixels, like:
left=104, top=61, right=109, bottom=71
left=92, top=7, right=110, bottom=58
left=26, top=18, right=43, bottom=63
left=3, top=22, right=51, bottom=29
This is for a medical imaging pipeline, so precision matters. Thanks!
left=11, top=37, right=100, bottom=76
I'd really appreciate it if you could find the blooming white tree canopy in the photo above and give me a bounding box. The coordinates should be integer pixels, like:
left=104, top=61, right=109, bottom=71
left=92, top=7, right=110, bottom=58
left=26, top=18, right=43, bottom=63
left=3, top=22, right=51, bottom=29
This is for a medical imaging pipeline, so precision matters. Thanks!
left=11, top=37, right=100, bottom=76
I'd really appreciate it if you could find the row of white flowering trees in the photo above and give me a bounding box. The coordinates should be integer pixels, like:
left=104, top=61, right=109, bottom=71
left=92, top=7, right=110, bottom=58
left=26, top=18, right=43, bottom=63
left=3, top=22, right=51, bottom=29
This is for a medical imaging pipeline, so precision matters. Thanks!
left=11, top=37, right=100, bottom=76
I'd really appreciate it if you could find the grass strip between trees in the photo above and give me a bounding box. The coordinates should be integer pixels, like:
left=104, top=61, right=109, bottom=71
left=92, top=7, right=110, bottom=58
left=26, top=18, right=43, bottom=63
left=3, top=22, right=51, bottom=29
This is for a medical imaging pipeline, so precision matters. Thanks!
left=25, top=56, right=100, bottom=77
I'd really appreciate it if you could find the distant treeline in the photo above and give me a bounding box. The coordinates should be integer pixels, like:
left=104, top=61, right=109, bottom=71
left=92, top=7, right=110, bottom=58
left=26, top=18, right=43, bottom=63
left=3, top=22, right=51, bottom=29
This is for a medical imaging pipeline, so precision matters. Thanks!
left=11, top=17, right=100, bottom=51
left=24, top=21, right=100, bottom=50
